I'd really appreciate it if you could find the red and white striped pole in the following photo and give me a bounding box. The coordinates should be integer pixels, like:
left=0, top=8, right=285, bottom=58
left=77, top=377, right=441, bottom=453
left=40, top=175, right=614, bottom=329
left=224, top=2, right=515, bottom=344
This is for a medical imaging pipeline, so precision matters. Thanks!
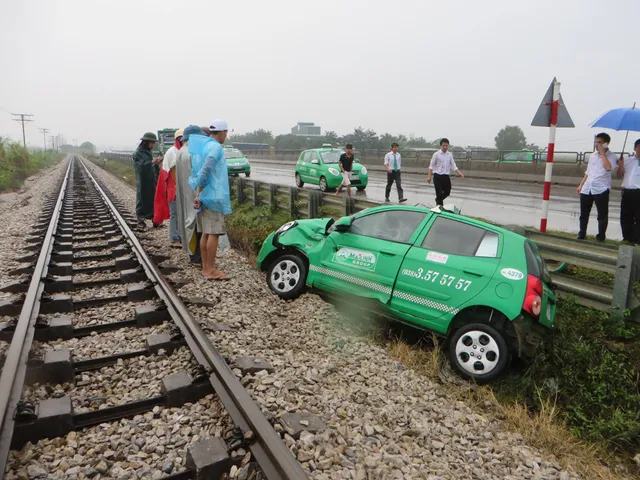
left=540, top=79, right=560, bottom=232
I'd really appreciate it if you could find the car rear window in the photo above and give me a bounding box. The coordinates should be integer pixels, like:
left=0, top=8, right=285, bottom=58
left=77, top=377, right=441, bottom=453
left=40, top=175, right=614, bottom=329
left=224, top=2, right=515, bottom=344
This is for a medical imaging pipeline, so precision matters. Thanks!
left=422, top=217, right=499, bottom=257
left=524, top=241, right=551, bottom=283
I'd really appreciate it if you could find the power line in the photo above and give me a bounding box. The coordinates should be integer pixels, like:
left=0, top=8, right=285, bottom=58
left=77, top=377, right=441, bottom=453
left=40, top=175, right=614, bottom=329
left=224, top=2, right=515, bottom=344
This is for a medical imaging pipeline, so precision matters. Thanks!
left=11, top=113, right=34, bottom=148
left=38, top=128, right=50, bottom=151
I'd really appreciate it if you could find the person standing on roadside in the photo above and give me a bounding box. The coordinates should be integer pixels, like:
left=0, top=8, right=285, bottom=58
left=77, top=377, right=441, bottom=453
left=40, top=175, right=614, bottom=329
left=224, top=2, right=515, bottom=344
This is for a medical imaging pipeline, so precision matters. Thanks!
left=384, top=143, right=407, bottom=203
left=335, top=144, right=355, bottom=198
left=133, top=132, right=162, bottom=231
left=175, top=125, right=204, bottom=265
left=427, top=138, right=465, bottom=207
left=616, top=138, right=640, bottom=245
left=576, top=132, right=617, bottom=241
left=190, top=120, right=232, bottom=280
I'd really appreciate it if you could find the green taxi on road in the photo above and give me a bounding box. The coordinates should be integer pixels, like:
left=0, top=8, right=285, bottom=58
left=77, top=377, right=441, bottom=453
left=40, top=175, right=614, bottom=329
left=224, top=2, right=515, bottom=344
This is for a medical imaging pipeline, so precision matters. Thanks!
left=225, top=147, right=251, bottom=177
left=257, top=205, right=556, bottom=383
left=295, top=146, right=369, bottom=192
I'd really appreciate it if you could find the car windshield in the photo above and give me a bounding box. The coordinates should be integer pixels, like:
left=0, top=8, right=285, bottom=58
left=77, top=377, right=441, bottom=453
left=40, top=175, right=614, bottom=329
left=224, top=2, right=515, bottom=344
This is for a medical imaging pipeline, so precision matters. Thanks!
left=320, top=150, right=343, bottom=164
left=224, top=149, right=244, bottom=159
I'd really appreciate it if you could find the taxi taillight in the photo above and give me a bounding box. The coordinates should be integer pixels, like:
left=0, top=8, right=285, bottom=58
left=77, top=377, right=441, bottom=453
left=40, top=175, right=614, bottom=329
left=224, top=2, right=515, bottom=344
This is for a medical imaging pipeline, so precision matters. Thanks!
left=523, top=274, right=542, bottom=318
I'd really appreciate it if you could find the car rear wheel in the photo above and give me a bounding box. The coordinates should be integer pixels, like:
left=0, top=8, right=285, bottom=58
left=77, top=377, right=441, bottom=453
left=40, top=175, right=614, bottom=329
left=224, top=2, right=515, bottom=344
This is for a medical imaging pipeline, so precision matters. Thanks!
left=245, top=172, right=250, bottom=177
left=448, top=323, right=508, bottom=384
left=319, top=176, right=328, bottom=192
left=266, top=253, right=307, bottom=300
left=295, top=173, right=304, bottom=187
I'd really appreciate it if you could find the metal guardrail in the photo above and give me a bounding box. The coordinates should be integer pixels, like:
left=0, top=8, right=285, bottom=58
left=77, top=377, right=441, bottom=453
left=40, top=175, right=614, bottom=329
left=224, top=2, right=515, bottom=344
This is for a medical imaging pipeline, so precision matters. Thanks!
left=230, top=176, right=640, bottom=323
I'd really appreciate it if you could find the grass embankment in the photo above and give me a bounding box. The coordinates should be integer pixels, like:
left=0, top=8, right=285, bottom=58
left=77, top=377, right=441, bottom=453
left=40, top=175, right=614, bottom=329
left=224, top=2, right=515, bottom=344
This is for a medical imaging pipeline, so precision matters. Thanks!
left=226, top=200, right=640, bottom=478
left=0, top=138, right=64, bottom=192
left=89, top=157, right=136, bottom=187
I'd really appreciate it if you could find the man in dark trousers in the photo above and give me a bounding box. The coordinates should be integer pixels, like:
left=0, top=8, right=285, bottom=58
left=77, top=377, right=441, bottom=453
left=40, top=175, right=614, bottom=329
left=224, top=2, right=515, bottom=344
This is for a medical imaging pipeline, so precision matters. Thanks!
left=336, top=144, right=355, bottom=197
left=427, top=138, right=465, bottom=206
left=384, top=142, right=407, bottom=203
left=616, top=138, right=640, bottom=245
left=133, top=132, right=162, bottom=231
left=576, top=132, right=616, bottom=241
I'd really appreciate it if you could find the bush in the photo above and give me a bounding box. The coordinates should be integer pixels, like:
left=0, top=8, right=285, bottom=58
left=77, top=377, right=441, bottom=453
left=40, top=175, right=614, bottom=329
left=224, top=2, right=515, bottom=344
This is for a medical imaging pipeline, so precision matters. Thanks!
left=0, top=138, right=62, bottom=192
left=496, top=298, right=640, bottom=454
left=225, top=199, right=291, bottom=254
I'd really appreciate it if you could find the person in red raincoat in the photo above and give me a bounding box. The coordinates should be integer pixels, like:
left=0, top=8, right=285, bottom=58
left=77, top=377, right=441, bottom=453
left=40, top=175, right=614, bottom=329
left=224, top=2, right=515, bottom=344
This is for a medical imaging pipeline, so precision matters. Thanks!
left=153, top=129, right=183, bottom=247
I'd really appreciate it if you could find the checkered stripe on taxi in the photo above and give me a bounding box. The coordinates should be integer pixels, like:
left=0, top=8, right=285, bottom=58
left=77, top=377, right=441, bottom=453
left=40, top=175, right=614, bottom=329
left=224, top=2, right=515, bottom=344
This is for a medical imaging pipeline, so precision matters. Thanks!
left=392, top=290, right=459, bottom=315
left=309, top=265, right=392, bottom=295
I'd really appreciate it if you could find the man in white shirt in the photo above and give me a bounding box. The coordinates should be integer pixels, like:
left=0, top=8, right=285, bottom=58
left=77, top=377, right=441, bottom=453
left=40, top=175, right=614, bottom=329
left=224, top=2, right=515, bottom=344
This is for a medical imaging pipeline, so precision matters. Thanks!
left=427, top=138, right=465, bottom=206
left=384, top=143, right=407, bottom=203
left=616, top=138, right=640, bottom=244
left=576, top=132, right=617, bottom=241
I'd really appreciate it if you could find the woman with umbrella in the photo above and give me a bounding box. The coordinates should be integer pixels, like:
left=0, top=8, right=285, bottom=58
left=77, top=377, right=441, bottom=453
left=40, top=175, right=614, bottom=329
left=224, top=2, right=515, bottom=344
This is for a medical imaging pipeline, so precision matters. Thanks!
left=590, top=104, right=640, bottom=243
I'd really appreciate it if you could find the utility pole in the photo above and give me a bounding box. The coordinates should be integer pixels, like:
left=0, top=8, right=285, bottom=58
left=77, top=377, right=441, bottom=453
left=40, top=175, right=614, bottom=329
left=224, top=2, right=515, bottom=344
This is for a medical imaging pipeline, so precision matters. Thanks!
left=11, top=113, right=34, bottom=148
left=39, top=128, right=50, bottom=151
left=48, top=135, right=56, bottom=151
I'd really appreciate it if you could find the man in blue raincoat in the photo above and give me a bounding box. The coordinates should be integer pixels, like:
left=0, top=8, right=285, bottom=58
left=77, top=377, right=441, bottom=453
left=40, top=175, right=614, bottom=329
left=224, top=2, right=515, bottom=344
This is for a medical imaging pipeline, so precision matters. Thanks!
left=189, top=120, right=232, bottom=280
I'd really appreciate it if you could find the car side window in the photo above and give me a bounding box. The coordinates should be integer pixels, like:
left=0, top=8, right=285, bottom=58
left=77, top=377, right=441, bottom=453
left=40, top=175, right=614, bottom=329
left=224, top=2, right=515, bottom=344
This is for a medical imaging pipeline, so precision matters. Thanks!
left=308, top=152, right=319, bottom=164
left=349, top=211, right=426, bottom=243
left=422, top=217, right=499, bottom=257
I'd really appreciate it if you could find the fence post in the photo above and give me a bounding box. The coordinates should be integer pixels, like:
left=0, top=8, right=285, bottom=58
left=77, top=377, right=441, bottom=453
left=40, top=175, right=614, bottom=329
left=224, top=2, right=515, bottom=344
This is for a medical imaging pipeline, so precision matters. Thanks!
left=308, top=191, right=320, bottom=218
left=236, top=177, right=245, bottom=203
left=343, top=195, right=354, bottom=216
left=269, top=184, right=278, bottom=209
left=252, top=182, right=259, bottom=206
left=610, top=245, right=635, bottom=327
left=288, top=187, right=297, bottom=217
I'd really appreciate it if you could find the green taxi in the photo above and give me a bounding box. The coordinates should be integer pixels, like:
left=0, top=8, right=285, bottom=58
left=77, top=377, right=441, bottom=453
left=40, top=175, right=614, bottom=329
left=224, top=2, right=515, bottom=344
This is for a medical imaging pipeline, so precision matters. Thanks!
left=225, top=147, right=251, bottom=177
left=257, top=205, right=556, bottom=383
left=295, top=146, right=369, bottom=192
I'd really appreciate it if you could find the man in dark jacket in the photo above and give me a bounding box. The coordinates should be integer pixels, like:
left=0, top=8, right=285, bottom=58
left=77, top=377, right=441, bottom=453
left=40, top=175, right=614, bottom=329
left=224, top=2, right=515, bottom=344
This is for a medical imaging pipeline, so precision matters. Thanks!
left=133, top=132, right=162, bottom=231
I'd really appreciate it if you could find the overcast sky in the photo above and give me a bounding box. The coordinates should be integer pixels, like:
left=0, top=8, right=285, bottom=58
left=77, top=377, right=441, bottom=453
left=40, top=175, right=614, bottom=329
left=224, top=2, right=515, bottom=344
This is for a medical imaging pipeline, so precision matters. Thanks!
left=1, top=0, right=638, bottom=152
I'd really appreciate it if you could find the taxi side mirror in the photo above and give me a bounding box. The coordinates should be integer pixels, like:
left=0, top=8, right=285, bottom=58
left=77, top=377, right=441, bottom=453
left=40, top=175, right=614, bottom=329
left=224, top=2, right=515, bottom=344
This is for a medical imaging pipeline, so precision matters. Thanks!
left=333, top=216, right=352, bottom=232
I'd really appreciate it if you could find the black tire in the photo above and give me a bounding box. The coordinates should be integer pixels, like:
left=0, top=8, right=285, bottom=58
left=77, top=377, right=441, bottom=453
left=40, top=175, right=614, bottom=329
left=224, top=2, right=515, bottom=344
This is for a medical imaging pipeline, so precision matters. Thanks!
left=448, top=323, right=509, bottom=384
left=245, top=172, right=251, bottom=177
left=266, top=253, right=307, bottom=300
left=319, top=176, right=329, bottom=192
left=295, top=173, right=304, bottom=187
left=356, top=186, right=366, bottom=191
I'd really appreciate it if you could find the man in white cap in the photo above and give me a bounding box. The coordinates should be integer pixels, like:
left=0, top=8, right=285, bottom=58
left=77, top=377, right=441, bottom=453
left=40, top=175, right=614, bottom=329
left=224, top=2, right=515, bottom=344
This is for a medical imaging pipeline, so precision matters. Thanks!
left=190, top=120, right=232, bottom=280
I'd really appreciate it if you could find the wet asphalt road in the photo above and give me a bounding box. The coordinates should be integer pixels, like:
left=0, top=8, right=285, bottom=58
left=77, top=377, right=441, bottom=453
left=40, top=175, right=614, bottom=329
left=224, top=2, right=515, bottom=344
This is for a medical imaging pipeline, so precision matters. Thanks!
left=246, top=160, right=623, bottom=240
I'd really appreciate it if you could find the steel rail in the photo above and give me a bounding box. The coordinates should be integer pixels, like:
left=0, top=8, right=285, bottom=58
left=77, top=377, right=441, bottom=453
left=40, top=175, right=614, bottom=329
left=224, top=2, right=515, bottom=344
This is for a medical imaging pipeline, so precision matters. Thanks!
left=0, top=158, right=73, bottom=475
left=78, top=158, right=308, bottom=480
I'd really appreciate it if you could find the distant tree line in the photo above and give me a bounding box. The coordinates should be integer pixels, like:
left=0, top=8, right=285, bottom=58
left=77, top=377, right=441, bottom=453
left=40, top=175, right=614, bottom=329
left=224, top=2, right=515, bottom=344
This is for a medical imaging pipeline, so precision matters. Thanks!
left=61, top=141, right=96, bottom=155
left=230, top=125, right=540, bottom=152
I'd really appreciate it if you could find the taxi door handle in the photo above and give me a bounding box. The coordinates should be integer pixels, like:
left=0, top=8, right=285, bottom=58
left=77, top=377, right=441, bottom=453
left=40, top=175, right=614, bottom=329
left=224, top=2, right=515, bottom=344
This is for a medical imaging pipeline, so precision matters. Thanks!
left=380, top=249, right=396, bottom=256
left=463, top=269, right=483, bottom=277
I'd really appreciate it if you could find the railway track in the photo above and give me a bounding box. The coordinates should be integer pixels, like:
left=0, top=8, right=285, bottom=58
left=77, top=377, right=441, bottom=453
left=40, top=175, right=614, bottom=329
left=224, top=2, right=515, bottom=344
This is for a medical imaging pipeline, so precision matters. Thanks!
left=0, top=156, right=308, bottom=480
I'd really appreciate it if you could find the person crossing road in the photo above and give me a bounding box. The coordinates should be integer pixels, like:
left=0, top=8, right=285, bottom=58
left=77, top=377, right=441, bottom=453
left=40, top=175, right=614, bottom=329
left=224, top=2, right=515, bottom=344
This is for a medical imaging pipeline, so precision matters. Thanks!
left=427, top=138, right=465, bottom=206
left=384, top=143, right=407, bottom=203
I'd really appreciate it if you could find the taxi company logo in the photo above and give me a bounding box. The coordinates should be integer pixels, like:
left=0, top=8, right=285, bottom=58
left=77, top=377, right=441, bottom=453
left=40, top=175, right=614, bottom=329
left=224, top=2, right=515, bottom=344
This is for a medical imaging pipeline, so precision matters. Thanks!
left=501, top=268, right=524, bottom=281
left=333, top=248, right=377, bottom=271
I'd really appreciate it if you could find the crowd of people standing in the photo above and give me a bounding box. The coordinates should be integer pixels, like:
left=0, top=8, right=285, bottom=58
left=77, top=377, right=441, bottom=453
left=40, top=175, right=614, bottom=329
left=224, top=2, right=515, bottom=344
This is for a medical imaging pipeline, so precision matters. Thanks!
left=132, top=121, right=232, bottom=281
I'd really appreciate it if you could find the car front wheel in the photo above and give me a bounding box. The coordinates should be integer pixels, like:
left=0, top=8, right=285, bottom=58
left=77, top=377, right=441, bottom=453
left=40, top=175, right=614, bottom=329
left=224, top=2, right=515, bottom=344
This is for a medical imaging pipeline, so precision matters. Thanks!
left=245, top=172, right=250, bottom=177
left=319, top=176, right=328, bottom=192
left=448, top=323, right=509, bottom=384
left=266, top=253, right=307, bottom=300
left=295, top=173, right=304, bottom=187
left=356, top=186, right=366, bottom=191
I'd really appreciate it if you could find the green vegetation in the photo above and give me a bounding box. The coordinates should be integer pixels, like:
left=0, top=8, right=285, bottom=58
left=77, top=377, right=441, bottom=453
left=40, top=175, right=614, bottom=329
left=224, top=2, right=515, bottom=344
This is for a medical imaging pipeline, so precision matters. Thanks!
left=0, top=138, right=63, bottom=192
left=89, top=157, right=136, bottom=187
left=225, top=199, right=290, bottom=256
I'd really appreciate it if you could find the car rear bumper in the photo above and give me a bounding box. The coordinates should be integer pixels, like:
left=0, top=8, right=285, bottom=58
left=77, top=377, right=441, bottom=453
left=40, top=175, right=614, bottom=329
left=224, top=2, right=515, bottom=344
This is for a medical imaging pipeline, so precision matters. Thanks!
left=511, top=314, right=551, bottom=358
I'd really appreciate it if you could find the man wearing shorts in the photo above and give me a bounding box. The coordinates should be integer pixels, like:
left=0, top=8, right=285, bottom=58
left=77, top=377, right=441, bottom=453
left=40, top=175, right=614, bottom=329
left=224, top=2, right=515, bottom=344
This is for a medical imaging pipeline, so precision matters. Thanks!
left=336, top=144, right=355, bottom=198
left=192, top=120, right=233, bottom=280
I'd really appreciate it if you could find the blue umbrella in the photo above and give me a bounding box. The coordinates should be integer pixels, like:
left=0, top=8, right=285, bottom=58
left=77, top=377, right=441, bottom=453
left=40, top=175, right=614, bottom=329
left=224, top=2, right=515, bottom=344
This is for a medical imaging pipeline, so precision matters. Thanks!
left=589, top=102, right=638, bottom=156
